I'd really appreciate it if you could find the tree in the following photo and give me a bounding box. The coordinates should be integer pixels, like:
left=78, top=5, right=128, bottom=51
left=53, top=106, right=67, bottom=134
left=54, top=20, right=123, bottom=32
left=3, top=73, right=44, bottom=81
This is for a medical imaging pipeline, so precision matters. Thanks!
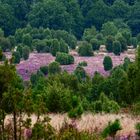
left=46, top=82, right=72, bottom=112
left=127, top=1, right=140, bottom=35
left=28, top=0, right=71, bottom=33
left=50, top=39, right=60, bottom=56
left=55, top=52, right=74, bottom=65
left=121, top=30, right=132, bottom=46
left=40, top=66, right=48, bottom=75
left=82, top=26, right=97, bottom=42
left=0, top=28, right=4, bottom=37
left=101, top=21, right=118, bottom=36
left=12, top=51, right=21, bottom=64
left=22, top=46, right=30, bottom=60
left=131, top=37, right=138, bottom=48
left=105, top=35, right=114, bottom=52
left=22, top=34, right=32, bottom=47
left=48, top=62, right=61, bottom=75
left=78, top=42, right=93, bottom=56
left=86, top=0, right=112, bottom=30
left=113, top=41, right=121, bottom=55
left=112, top=0, right=130, bottom=19
left=59, top=39, right=69, bottom=53
left=90, top=39, right=100, bottom=51
left=74, top=66, right=86, bottom=80
left=116, top=35, right=127, bottom=52
left=103, top=56, right=113, bottom=71
left=0, top=48, right=3, bottom=61
left=102, top=119, right=121, bottom=138
left=0, top=37, right=11, bottom=52
left=35, top=40, right=47, bottom=53
left=8, top=35, right=16, bottom=48
left=0, top=61, right=24, bottom=140
left=0, top=3, right=17, bottom=35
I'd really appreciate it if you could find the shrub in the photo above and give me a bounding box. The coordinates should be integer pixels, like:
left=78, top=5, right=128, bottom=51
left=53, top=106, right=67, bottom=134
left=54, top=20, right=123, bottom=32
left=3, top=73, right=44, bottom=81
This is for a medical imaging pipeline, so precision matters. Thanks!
left=12, top=51, right=21, bottom=64
left=117, top=36, right=127, bottom=52
left=78, top=42, right=93, bottom=56
left=35, top=40, right=47, bottom=53
left=105, top=36, right=114, bottom=52
left=78, top=61, right=87, bottom=67
left=93, top=93, right=120, bottom=113
left=48, top=61, right=61, bottom=75
left=22, top=46, right=30, bottom=60
left=22, top=33, right=32, bottom=47
left=31, top=120, right=56, bottom=139
left=102, top=119, right=122, bottom=138
left=90, top=39, right=100, bottom=51
left=50, top=39, right=60, bottom=56
left=0, top=48, right=3, bottom=61
left=132, top=102, right=140, bottom=115
left=55, top=52, right=74, bottom=65
left=59, top=39, right=69, bottom=53
left=40, top=66, right=48, bottom=75
left=131, top=37, right=138, bottom=48
left=0, top=37, right=11, bottom=52
left=68, top=104, right=83, bottom=118
left=135, top=123, right=140, bottom=136
left=137, top=33, right=140, bottom=43
left=103, top=56, right=113, bottom=71
left=74, top=66, right=86, bottom=80
left=113, top=41, right=121, bottom=55
left=96, top=33, right=104, bottom=41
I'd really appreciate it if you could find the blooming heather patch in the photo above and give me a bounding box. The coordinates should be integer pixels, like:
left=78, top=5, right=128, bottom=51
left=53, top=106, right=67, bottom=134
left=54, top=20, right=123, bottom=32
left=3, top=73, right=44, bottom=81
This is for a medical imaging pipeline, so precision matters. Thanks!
left=16, top=51, right=135, bottom=80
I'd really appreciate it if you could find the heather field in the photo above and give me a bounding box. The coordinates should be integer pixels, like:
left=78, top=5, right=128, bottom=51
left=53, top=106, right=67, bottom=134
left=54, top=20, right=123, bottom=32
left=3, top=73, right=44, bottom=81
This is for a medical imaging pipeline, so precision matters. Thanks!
left=5, top=113, right=140, bottom=139
left=15, top=50, right=135, bottom=80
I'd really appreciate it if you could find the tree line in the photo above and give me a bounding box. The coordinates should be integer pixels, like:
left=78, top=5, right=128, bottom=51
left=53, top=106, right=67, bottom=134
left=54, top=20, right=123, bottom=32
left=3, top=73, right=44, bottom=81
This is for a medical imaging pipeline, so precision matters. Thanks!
left=0, top=0, right=140, bottom=38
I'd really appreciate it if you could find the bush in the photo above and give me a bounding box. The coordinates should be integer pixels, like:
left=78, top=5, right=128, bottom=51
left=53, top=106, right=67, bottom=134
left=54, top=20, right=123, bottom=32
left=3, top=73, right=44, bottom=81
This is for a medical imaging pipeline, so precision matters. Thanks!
left=0, top=48, right=3, bottom=61
left=22, top=33, right=32, bottom=47
left=35, top=40, right=47, bottom=53
left=40, top=66, right=48, bottom=75
left=103, top=56, right=113, bottom=71
left=90, top=39, right=100, bottom=51
left=78, top=61, right=87, bottom=67
left=137, top=33, right=140, bottom=43
left=117, top=36, right=127, bottom=52
left=132, top=102, right=140, bottom=115
left=68, top=96, right=83, bottom=118
left=74, top=66, right=86, bottom=80
left=48, top=61, right=61, bottom=75
left=135, top=123, right=140, bottom=136
left=102, top=119, right=122, bottom=138
left=105, top=36, right=114, bottom=52
left=59, top=39, right=69, bottom=53
left=31, top=120, right=56, bottom=140
left=46, top=82, right=72, bottom=112
left=68, top=105, right=83, bottom=118
left=78, top=42, right=93, bottom=56
left=55, top=52, right=74, bottom=65
left=0, top=37, right=11, bottom=52
left=12, top=51, right=21, bottom=64
left=22, top=46, right=30, bottom=60
left=113, top=41, right=121, bottom=55
left=50, top=39, right=60, bottom=56
left=93, top=93, right=120, bottom=113
left=131, top=37, right=138, bottom=48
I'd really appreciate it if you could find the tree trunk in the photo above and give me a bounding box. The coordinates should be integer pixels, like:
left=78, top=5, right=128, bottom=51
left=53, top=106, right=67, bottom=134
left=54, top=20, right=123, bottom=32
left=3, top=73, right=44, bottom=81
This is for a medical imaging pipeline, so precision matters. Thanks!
left=13, top=111, right=17, bottom=140
left=19, top=110, right=22, bottom=140
left=2, top=111, right=5, bottom=140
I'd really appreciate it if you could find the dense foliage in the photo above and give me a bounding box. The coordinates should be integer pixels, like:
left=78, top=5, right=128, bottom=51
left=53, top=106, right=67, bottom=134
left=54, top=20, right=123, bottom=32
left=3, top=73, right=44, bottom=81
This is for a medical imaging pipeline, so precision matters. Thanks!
left=55, top=52, right=74, bottom=65
left=103, top=56, right=113, bottom=71
left=1, top=0, right=140, bottom=139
